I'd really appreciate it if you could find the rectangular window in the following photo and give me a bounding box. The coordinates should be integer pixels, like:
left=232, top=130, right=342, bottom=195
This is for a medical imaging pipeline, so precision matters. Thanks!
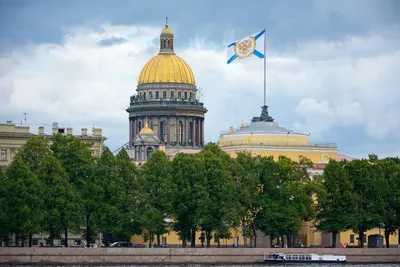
left=0, top=148, right=7, bottom=161
left=163, top=91, right=167, bottom=99
left=156, top=91, right=159, bottom=99
left=184, top=91, right=187, bottom=99
left=178, top=91, right=182, bottom=98
left=350, top=234, right=355, bottom=243
left=171, top=91, right=174, bottom=99
left=143, top=92, right=146, bottom=100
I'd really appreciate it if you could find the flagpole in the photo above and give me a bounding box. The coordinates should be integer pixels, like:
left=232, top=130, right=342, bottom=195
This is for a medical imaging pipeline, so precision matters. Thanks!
left=263, top=27, right=267, bottom=106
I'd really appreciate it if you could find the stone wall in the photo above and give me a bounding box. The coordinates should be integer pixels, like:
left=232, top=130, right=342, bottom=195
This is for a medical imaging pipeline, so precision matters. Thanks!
left=1, top=248, right=400, bottom=264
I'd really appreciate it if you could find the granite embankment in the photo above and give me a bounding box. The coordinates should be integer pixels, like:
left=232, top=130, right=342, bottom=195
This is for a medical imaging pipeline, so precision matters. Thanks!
left=1, top=247, right=400, bottom=264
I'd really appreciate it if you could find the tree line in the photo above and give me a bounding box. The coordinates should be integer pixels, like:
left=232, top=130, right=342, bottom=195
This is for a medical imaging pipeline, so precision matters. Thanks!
left=0, top=135, right=399, bottom=248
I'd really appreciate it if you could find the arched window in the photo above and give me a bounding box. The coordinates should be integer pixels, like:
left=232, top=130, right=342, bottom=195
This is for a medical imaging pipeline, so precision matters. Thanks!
left=167, top=39, right=170, bottom=48
left=160, top=120, right=167, bottom=143
left=163, top=40, right=166, bottom=48
left=188, top=121, right=193, bottom=145
left=179, top=121, right=183, bottom=145
left=146, top=147, right=153, bottom=159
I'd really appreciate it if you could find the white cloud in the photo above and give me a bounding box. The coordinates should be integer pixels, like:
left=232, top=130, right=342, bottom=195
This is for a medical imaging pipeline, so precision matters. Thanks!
left=0, top=23, right=399, bottom=157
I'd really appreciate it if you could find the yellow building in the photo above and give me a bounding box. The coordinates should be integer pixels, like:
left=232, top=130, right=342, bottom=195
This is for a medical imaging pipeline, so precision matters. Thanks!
left=0, top=121, right=106, bottom=172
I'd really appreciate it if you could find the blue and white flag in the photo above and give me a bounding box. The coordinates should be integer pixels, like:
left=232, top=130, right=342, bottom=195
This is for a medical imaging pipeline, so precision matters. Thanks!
left=227, top=29, right=265, bottom=64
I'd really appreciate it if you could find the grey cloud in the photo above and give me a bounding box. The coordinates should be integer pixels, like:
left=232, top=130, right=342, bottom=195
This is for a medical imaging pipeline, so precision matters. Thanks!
left=97, top=36, right=128, bottom=47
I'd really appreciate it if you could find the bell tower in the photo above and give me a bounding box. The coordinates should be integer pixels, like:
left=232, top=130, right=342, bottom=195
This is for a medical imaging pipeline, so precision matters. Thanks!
left=159, top=16, right=174, bottom=53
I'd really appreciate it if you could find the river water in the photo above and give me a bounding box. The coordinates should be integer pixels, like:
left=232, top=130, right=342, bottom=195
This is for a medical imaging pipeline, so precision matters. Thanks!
left=1, top=264, right=398, bottom=267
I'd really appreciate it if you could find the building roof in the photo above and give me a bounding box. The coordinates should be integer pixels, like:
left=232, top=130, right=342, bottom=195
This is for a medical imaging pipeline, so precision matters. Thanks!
left=222, top=121, right=308, bottom=136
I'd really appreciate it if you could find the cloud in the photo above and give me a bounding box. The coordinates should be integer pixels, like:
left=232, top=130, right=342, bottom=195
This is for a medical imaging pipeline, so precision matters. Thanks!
left=0, top=22, right=399, bottom=158
left=98, top=35, right=128, bottom=47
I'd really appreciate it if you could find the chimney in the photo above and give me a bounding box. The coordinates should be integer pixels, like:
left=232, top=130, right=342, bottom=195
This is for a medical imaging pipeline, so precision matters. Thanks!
left=66, top=128, right=73, bottom=136
left=92, top=128, right=103, bottom=136
left=52, top=122, right=58, bottom=135
left=229, top=126, right=233, bottom=133
left=81, top=128, right=88, bottom=136
left=38, top=126, right=44, bottom=135
left=6, top=120, right=12, bottom=124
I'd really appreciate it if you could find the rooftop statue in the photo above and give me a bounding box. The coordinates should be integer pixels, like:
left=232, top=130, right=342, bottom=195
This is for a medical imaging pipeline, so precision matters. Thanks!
left=252, top=105, right=274, bottom=122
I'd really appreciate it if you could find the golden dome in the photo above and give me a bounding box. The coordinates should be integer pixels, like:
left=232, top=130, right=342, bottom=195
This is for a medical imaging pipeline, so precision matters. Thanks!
left=138, top=54, right=196, bottom=84
left=139, top=121, right=154, bottom=135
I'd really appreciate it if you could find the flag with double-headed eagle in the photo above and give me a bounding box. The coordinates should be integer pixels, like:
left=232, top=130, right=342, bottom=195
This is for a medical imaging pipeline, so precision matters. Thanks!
left=227, top=29, right=265, bottom=64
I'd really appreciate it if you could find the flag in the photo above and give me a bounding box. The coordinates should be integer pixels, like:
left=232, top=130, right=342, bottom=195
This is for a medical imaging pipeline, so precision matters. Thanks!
left=226, top=29, right=265, bottom=64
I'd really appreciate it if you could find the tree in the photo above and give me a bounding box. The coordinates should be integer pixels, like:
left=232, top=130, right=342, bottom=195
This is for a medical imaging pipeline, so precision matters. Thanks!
left=93, top=147, right=116, bottom=244
left=257, top=156, right=317, bottom=247
left=114, top=148, right=142, bottom=240
left=316, top=160, right=355, bottom=247
left=16, top=136, right=50, bottom=246
left=4, top=157, right=43, bottom=246
left=171, top=153, right=206, bottom=247
left=375, top=158, right=400, bottom=247
left=51, top=134, right=94, bottom=246
left=0, top=169, right=10, bottom=245
left=345, top=159, right=382, bottom=248
left=234, top=152, right=261, bottom=247
left=197, top=143, right=240, bottom=247
left=139, top=150, right=173, bottom=247
left=37, top=154, right=81, bottom=247
left=97, top=148, right=141, bottom=244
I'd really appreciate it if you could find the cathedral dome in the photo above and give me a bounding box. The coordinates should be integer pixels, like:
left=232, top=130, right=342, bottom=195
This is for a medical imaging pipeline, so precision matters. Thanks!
left=138, top=54, right=196, bottom=84
left=137, top=18, right=196, bottom=85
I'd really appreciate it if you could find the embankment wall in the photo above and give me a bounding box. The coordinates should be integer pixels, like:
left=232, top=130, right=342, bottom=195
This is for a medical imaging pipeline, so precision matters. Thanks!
left=0, top=247, right=399, bottom=264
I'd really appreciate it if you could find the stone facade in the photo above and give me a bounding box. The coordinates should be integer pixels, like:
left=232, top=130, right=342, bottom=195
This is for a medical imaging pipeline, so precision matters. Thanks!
left=0, top=121, right=106, bottom=171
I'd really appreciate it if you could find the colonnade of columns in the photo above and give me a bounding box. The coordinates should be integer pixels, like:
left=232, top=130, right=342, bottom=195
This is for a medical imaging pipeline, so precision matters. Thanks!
left=129, top=116, right=204, bottom=147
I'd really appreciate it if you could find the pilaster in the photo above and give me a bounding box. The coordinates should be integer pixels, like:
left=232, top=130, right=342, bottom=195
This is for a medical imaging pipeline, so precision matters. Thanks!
left=185, top=117, right=189, bottom=146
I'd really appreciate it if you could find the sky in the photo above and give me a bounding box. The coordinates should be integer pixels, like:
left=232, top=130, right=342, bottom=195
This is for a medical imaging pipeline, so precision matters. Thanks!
left=0, top=0, right=399, bottom=159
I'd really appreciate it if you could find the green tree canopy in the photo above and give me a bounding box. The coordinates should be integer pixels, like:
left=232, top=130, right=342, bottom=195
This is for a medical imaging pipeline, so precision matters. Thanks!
left=316, top=160, right=355, bottom=247
left=17, top=136, right=50, bottom=174
left=51, top=134, right=95, bottom=246
left=4, top=157, right=43, bottom=246
left=345, top=159, right=383, bottom=248
left=197, top=143, right=240, bottom=247
left=37, top=154, right=82, bottom=246
left=171, top=152, right=206, bottom=247
left=139, top=150, right=174, bottom=247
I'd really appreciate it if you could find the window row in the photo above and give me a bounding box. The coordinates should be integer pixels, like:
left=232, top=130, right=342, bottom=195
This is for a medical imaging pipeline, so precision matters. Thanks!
left=139, top=90, right=194, bottom=101
left=136, top=120, right=195, bottom=145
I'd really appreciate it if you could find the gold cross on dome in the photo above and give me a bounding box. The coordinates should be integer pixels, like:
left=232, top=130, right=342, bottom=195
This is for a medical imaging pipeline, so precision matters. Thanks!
left=165, top=16, right=168, bottom=25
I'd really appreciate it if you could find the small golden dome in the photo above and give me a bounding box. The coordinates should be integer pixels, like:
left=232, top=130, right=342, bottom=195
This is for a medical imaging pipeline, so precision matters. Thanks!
left=161, top=16, right=173, bottom=35
left=161, top=25, right=173, bottom=35
left=138, top=54, right=196, bottom=84
left=139, top=121, right=154, bottom=135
